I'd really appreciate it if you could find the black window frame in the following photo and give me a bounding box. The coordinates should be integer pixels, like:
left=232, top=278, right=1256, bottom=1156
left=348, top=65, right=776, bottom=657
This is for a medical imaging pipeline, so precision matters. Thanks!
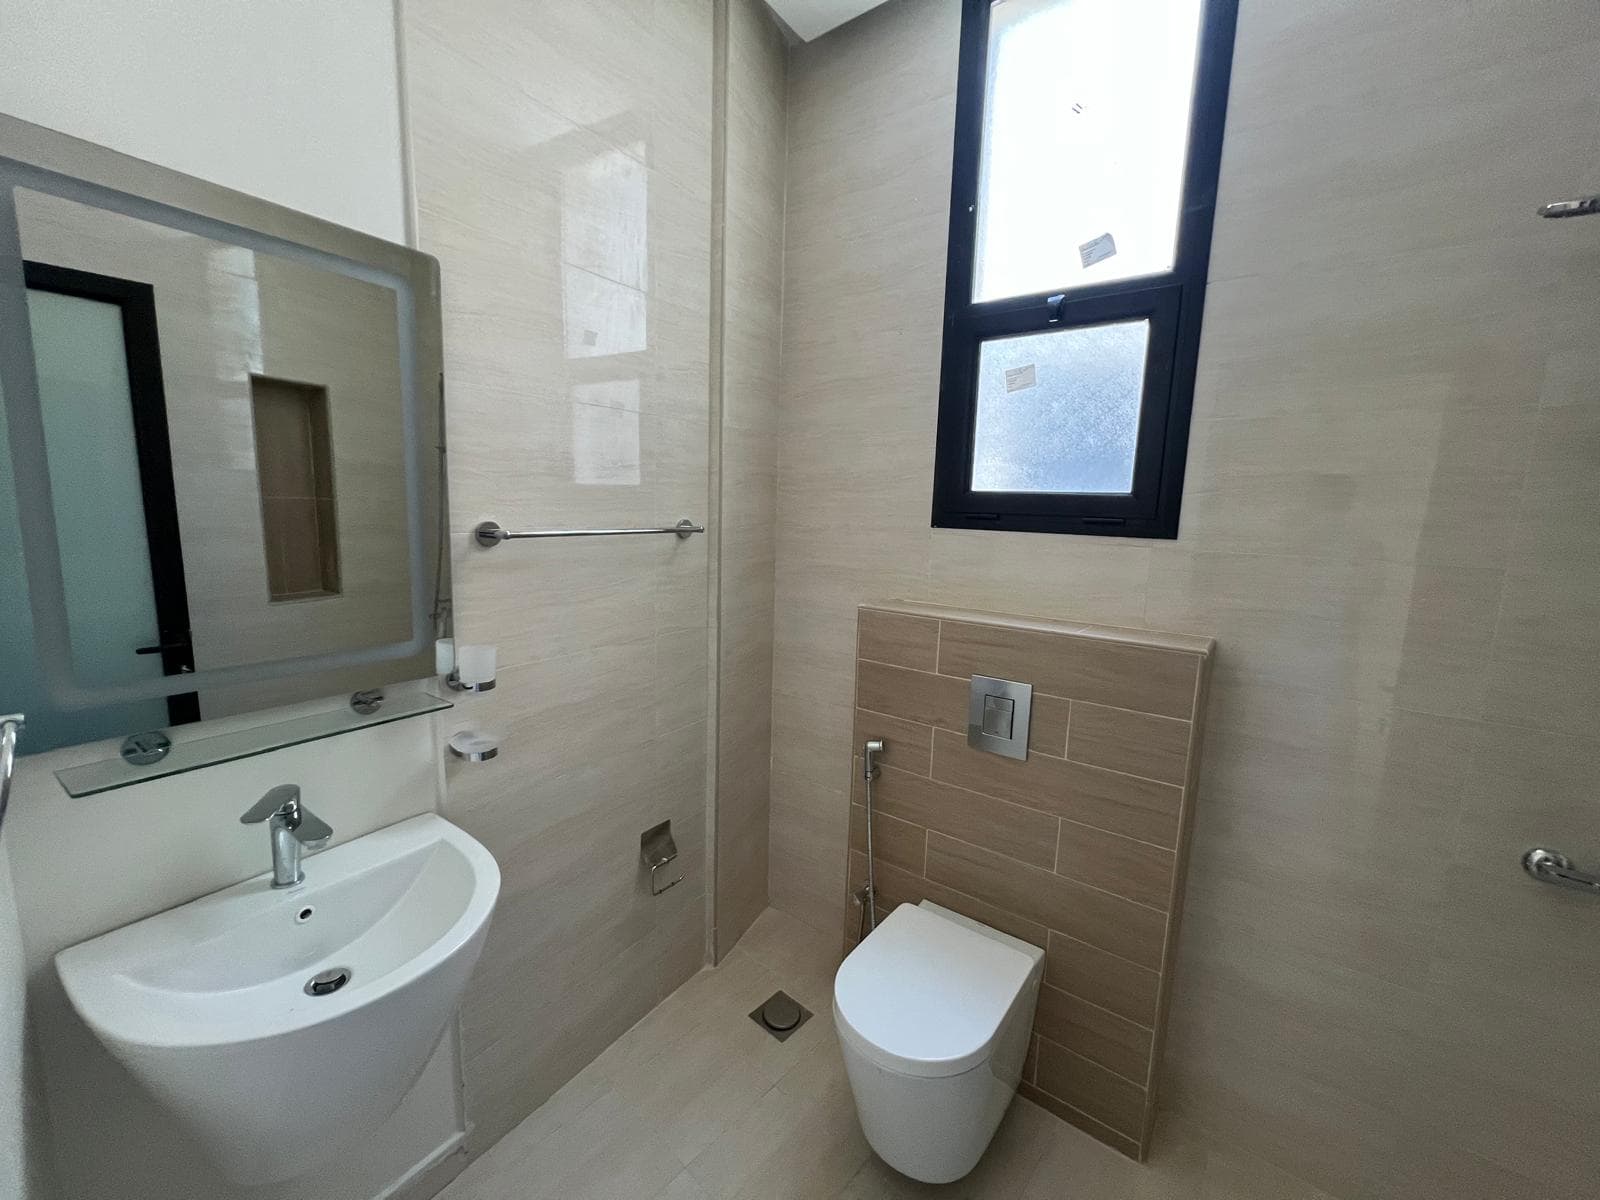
left=931, top=0, right=1239, bottom=539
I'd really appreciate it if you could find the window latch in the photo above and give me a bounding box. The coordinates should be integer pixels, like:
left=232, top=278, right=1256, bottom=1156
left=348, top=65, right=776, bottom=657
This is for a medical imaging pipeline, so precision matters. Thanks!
left=1045, top=293, right=1067, bottom=324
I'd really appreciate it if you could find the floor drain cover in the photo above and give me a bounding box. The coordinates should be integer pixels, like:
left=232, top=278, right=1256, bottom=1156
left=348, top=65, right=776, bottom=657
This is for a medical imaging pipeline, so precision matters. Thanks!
left=750, top=990, right=811, bottom=1041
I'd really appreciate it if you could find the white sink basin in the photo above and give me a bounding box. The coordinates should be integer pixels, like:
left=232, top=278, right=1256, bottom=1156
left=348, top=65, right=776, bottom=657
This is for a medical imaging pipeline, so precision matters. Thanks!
left=56, top=813, right=499, bottom=1185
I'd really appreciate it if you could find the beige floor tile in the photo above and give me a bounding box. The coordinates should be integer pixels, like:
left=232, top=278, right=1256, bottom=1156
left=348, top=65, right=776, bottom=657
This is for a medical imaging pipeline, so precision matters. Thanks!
left=654, top=1170, right=715, bottom=1200
left=729, top=906, right=845, bottom=1017
left=836, top=1098, right=1061, bottom=1199
left=687, top=1066, right=871, bottom=1200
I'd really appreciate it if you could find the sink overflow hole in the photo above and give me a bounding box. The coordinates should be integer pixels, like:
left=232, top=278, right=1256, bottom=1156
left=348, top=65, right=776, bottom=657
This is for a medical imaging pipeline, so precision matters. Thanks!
left=305, top=967, right=352, bottom=996
left=749, top=990, right=811, bottom=1042
left=296, top=906, right=314, bottom=923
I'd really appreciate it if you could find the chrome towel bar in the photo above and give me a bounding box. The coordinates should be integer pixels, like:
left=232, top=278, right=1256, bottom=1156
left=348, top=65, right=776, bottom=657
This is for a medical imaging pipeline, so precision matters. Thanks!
left=473, top=518, right=704, bottom=548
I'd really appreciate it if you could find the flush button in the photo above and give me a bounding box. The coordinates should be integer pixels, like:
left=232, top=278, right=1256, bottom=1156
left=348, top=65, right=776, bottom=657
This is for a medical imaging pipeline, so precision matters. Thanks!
left=967, top=675, right=1033, bottom=761
left=981, top=694, right=1015, bottom=739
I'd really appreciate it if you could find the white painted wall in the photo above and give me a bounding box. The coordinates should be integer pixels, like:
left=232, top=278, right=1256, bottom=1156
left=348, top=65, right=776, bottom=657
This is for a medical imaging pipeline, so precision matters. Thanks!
left=0, top=0, right=410, bottom=242
left=0, top=4, right=440, bottom=1197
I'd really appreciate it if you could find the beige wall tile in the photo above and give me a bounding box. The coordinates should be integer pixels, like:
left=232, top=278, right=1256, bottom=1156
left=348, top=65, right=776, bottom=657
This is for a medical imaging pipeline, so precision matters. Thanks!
left=1035, top=984, right=1153, bottom=1085
left=847, top=803, right=925, bottom=875
left=933, top=728, right=1183, bottom=847
left=1068, top=703, right=1192, bottom=787
left=854, top=660, right=967, bottom=731
left=938, top=619, right=1202, bottom=719
left=852, top=763, right=1058, bottom=871
left=856, top=608, right=939, bottom=671
left=1044, top=930, right=1161, bottom=1028
left=1033, top=1038, right=1147, bottom=1140
left=1055, top=822, right=1177, bottom=912
left=925, top=833, right=1167, bottom=971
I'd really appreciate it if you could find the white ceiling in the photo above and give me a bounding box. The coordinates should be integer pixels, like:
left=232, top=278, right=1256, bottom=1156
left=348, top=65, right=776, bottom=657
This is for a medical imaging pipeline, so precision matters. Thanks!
left=764, top=0, right=892, bottom=41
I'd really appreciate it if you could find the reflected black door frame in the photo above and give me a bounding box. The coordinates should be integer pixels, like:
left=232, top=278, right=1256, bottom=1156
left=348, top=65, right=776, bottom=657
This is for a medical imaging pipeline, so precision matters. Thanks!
left=24, top=260, right=199, bottom=726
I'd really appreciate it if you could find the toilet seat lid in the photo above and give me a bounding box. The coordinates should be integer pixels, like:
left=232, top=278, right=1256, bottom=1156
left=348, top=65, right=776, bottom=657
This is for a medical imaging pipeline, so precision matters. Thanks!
left=834, top=901, right=1043, bottom=1078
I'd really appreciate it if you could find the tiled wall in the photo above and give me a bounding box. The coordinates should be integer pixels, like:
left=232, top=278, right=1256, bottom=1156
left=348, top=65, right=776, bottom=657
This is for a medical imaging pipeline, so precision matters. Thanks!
left=403, top=0, right=788, bottom=1153
left=713, top=0, right=786, bottom=957
left=773, top=1, right=1600, bottom=1196
left=844, top=603, right=1213, bottom=1159
left=404, top=0, right=718, bottom=1150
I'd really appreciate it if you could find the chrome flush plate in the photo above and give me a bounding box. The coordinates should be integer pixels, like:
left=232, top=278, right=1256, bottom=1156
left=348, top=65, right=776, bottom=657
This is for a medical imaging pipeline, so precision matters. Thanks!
left=967, top=675, right=1032, bottom=761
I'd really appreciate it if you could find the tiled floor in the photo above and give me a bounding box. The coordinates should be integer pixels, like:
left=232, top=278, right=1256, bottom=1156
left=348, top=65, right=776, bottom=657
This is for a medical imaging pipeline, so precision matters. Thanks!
left=438, top=909, right=1335, bottom=1200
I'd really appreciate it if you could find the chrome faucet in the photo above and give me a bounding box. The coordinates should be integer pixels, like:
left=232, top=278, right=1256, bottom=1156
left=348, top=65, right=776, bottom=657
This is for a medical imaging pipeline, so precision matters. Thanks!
left=240, top=785, right=333, bottom=888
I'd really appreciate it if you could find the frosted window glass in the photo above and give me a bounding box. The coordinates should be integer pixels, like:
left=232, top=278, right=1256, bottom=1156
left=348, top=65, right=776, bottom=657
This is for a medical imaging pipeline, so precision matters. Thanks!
left=973, top=0, right=1204, bottom=302
left=970, top=320, right=1148, bottom=493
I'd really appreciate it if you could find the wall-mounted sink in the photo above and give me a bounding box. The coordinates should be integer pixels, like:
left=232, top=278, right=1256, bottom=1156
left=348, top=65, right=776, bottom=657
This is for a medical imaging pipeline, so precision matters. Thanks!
left=55, top=813, right=499, bottom=1186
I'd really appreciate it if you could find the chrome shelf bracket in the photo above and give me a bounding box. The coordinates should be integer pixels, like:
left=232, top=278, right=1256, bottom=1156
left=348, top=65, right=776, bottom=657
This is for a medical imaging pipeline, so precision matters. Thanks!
left=1523, top=847, right=1600, bottom=894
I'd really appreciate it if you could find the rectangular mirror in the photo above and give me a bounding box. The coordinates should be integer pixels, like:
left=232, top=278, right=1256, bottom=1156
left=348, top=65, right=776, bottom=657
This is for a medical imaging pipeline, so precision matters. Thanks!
left=0, top=117, right=448, bottom=757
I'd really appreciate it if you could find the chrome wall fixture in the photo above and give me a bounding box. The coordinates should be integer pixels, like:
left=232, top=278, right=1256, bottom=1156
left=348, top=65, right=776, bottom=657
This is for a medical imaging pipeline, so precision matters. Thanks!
left=473, top=518, right=705, bottom=548
left=0, top=713, right=22, bottom=836
left=1523, top=847, right=1600, bottom=894
left=640, top=820, right=683, bottom=896
left=1538, top=194, right=1600, bottom=218
left=447, top=731, right=499, bottom=762
left=858, top=738, right=885, bottom=939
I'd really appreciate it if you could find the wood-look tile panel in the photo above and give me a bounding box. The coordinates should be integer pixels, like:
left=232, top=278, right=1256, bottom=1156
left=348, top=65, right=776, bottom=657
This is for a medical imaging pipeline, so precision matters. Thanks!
left=853, top=764, right=1059, bottom=870
left=1033, top=1037, right=1147, bottom=1139
left=1045, top=930, right=1161, bottom=1027
left=847, top=803, right=925, bottom=874
left=848, top=851, right=1050, bottom=950
left=924, top=833, right=1167, bottom=969
left=858, top=608, right=940, bottom=671
left=855, top=661, right=966, bottom=732
left=931, top=729, right=1182, bottom=846
left=846, top=604, right=1212, bottom=1164
left=1034, top=983, right=1153, bottom=1085
left=939, top=618, right=1202, bottom=719
left=1026, top=693, right=1070, bottom=757
left=1055, top=821, right=1176, bottom=910
left=1068, top=702, right=1192, bottom=785
left=852, top=708, right=933, bottom=776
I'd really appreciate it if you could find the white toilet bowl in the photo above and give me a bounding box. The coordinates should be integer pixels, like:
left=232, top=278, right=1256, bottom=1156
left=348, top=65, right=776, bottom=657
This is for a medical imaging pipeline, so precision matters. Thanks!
left=833, top=900, right=1045, bottom=1183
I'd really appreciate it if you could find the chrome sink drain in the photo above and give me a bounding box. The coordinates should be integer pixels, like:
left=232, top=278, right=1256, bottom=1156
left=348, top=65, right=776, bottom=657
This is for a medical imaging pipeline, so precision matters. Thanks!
left=305, top=967, right=352, bottom=996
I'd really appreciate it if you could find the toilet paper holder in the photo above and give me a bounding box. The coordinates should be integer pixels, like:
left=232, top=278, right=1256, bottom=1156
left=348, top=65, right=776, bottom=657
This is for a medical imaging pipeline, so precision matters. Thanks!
left=640, top=820, right=683, bottom=896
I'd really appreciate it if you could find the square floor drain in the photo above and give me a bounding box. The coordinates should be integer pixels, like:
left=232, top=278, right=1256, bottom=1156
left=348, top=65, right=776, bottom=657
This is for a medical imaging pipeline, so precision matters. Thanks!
left=749, top=990, right=812, bottom=1042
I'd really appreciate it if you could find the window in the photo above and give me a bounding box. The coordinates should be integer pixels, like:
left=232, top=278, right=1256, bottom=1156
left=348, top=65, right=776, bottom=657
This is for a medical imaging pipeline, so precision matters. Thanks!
left=932, top=0, right=1238, bottom=538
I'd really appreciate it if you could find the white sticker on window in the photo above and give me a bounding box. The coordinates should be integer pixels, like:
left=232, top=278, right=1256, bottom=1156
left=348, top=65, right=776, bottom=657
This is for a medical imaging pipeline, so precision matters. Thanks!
left=1079, top=232, right=1118, bottom=269
left=1004, top=363, right=1037, bottom=393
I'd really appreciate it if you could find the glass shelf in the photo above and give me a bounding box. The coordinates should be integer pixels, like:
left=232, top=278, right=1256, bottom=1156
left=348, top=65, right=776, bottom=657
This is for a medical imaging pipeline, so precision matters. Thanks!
left=55, top=690, right=453, bottom=797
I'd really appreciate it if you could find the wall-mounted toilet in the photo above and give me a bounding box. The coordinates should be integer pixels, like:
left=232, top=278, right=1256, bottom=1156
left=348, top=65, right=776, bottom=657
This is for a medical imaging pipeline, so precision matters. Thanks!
left=833, top=900, right=1046, bottom=1183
